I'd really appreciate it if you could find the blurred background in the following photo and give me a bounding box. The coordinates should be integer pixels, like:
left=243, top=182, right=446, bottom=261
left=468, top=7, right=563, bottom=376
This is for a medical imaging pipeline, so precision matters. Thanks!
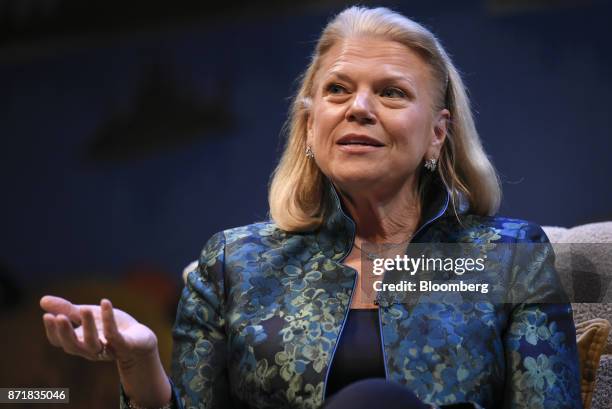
left=1, top=0, right=611, bottom=407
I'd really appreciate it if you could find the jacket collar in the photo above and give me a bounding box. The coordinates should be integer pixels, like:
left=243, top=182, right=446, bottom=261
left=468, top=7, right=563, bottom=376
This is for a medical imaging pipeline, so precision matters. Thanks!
left=318, top=175, right=464, bottom=260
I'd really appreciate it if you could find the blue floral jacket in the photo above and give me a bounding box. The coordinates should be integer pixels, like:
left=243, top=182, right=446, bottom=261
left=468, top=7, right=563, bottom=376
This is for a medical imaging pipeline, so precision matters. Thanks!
left=128, top=181, right=582, bottom=409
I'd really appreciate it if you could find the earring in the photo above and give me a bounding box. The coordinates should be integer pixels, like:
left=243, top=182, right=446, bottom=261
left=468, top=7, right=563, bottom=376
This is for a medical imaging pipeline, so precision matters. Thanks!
left=424, top=158, right=437, bottom=172
left=305, top=146, right=315, bottom=159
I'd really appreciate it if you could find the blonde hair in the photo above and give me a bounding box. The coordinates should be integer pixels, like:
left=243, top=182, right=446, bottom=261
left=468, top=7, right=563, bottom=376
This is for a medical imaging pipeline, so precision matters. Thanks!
left=269, top=6, right=501, bottom=232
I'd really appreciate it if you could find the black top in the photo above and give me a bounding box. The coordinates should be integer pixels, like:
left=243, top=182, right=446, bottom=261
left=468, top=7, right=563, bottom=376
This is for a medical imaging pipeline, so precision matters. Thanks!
left=325, top=308, right=386, bottom=398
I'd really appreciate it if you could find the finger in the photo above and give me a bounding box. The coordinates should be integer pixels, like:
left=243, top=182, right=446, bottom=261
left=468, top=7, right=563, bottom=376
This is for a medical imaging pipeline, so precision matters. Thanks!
left=55, top=314, right=87, bottom=357
left=80, top=308, right=102, bottom=354
left=101, top=299, right=125, bottom=350
left=40, top=295, right=82, bottom=325
left=42, top=313, right=61, bottom=347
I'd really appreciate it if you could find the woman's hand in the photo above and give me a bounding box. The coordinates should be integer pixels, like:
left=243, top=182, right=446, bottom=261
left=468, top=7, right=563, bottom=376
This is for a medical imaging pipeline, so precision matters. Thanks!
left=40, top=295, right=172, bottom=407
left=40, top=295, right=158, bottom=365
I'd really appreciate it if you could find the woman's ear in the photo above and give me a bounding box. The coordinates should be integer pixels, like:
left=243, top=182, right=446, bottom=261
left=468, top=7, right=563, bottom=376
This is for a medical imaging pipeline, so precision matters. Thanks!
left=429, top=108, right=450, bottom=157
left=306, top=115, right=314, bottom=145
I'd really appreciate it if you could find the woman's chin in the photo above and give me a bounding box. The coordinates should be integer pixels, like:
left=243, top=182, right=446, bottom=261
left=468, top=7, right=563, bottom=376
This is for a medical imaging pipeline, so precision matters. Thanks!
left=329, top=173, right=384, bottom=191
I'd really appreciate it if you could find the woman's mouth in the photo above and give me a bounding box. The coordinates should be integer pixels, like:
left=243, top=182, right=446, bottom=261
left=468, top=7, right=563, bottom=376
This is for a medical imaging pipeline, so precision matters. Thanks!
left=336, top=134, right=385, bottom=152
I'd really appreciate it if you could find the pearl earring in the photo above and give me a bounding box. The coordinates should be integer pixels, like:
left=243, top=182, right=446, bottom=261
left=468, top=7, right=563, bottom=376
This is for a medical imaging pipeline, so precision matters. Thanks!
left=424, top=158, right=437, bottom=172
left=305, top=146, right=315, bottom=159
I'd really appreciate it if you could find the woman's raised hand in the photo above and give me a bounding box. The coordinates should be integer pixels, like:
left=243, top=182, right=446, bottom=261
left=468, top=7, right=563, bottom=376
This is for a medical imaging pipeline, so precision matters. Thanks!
left=40, top=295, right=158, bottom=365
left=40, top=295, right=172, bottom=406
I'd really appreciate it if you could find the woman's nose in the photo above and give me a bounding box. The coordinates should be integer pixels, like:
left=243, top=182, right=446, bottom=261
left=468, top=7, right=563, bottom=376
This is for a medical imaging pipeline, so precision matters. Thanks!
left=346, top=91, right=376, bottom=125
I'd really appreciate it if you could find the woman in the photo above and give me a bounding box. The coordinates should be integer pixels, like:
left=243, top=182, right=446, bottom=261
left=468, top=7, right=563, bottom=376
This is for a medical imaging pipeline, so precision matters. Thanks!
left=40, top=6, right=582, bottom=409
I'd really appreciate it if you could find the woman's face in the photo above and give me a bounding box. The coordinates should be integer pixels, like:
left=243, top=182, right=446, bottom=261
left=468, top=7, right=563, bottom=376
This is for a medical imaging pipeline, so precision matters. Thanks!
left=307, top=37, right=449, bottom=197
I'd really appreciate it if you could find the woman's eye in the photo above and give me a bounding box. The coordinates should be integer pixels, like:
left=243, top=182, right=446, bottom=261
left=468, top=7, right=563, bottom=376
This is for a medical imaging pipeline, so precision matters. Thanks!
left=326, top=83, right=347, bottom=94
left=381, top=87, right=406, bottom=98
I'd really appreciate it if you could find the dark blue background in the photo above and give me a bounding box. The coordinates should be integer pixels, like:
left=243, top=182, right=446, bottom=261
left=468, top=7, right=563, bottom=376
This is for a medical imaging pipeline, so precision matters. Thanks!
left=2, top=1, right=611, bottom=283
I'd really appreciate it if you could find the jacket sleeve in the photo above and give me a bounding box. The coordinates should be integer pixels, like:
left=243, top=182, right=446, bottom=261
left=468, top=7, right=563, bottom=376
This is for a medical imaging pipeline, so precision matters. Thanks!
left=170, top=231, right=232, bottom=409
left=502, top=224, right=583, bottom=409
left=118, top=232, right=230, bottom=409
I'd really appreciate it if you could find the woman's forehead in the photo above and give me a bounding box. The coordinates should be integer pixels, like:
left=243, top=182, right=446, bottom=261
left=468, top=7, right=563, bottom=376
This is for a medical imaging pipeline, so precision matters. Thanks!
left=315, top=37, right=432, bottom=86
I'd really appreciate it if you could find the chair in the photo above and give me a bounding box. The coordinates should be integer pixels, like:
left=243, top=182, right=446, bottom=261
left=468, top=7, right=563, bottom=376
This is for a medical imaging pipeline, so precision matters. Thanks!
left=543, top=222, right=612, bottom=409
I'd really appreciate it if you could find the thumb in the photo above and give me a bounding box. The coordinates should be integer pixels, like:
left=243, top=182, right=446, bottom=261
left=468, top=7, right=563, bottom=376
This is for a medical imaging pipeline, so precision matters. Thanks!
left=100, top=299, right=128, bottom=353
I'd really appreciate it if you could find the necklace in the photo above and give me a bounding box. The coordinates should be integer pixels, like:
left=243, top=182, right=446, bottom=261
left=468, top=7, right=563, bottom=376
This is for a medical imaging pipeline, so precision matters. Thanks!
left=353, top=241, right=381, bottom=261
left=353, top=238, right=411, bottom=261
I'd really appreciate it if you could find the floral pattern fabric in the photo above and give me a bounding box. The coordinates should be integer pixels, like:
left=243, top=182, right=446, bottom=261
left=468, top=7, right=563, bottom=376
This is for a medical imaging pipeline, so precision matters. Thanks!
left=120, top=183, right=582, bottom=409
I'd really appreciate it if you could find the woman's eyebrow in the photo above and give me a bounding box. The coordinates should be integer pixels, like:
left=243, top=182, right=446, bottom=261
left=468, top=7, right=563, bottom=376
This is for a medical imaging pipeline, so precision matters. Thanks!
left=376, top=73, right=417, bottom=90
left=324, top=71, right=353, bottom=83
left=324, top=70, right=417, bottom=90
